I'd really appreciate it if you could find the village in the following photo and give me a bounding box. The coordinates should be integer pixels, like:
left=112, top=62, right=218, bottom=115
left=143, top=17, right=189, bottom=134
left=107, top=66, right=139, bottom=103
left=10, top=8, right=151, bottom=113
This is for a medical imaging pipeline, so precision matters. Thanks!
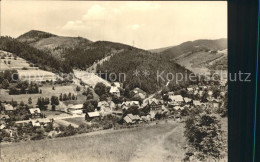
left=0, top=50, right=227, bottom=142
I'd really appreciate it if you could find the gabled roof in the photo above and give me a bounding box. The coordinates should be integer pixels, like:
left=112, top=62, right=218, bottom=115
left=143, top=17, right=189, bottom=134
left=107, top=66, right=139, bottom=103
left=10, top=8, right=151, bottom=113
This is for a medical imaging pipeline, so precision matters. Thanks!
left=169, top=95, right=183, bottom=102
left=110, top=86, right=120, bottom=93
left=187, top=88, right=193, bottom=91
left=174, top=106, right=181, bottom=110
left=114, top=82, right=121, bottom=88
left=193, top=100, right=202, bottom=106
left=127, top=114, right=135, bottom=120
left=122, top=101, right=140, bottom=107
left=183, top=97, right=192, bottom=103
left=0, top=124, right=6, bottom=129
left=29, top=108, right=41, bottom=114
left=4, top=104, right=14, bottom=111
left=133, top=115, right=141, bottom=120
left=123, top=116, right=133, bottom=123
left=87, top=112, right=100, bottom=117
left=1, top=115, right=10, bottom=120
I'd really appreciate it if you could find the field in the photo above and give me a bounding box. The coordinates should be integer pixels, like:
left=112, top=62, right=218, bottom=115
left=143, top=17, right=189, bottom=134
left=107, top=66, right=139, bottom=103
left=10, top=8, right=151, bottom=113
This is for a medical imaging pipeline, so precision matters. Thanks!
left=174, top=50, right=227, bottom=74
left=0, top=121, right=186, bottom=162
left=0, top=84, right=85, bottom=108
left=0, top=51, right=38, bottom=71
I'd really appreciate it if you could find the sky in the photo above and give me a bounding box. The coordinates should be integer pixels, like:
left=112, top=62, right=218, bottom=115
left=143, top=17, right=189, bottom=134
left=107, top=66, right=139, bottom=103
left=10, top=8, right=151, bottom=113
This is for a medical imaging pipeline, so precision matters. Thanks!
left=0, top=1, right=227, bottom=49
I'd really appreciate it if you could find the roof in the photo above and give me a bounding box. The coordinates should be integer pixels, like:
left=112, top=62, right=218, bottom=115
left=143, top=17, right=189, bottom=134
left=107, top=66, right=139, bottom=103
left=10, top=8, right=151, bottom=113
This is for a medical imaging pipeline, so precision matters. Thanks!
left=29, top=108, right=41, bottom=114
left=87, top=112, right=100, bottom=117
left=133, top=115, right=141, bottom=120
left=110, top=86, right=120, bottom=93
left=193, top=100, right=202, bottom=106
left=183, top=97, right=192, bottom=103
left=187, top=88, right=193, bottom=91
left=122, top=101, right=140, bottom=107
left=174, top=106, right=181, bottom=110
left=169, top=95, right=183, bottom=102
left=123, top=116, right=133, bottom=123
left=114, top=82, right=121, bottom=88
left=133, top=87, right=146, bottom=95
left=127, top=114, right=135, bottom=120
left=1, top=115, right=10, bottom=120
left=0, top=124, right=6, bottom=129
left=69, top=104, right=83, bottom=109
left=15, top=120, right=31, bottom=124
left=4, top=104, right=14, bottom=111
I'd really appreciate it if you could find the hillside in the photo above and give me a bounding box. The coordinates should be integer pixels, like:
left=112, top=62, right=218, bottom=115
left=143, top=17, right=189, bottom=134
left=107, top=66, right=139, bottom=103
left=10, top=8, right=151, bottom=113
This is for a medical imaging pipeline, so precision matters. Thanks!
left=17, top=30, right=92, bottom=58
left=16, top=30, right=57, bottom=44
left=16, top=30, right=144, bottom=70
left=149, top=39, right=228, bottom=75
left=156, top=38, right=227, bottom=58
left=0, top=36, right=72, bottom=73
left=96, top=49, right=193, bottom=94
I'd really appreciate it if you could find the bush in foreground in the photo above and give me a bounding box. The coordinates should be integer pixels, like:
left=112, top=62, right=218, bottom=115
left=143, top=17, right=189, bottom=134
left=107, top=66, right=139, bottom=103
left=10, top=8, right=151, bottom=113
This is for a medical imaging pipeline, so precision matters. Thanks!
left=184, top=108, right=224, bottom=161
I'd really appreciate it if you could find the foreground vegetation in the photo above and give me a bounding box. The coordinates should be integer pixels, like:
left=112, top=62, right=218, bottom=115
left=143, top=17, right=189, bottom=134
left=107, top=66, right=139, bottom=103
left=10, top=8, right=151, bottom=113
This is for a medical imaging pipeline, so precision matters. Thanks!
left=0, top=122, right=183, bottom=162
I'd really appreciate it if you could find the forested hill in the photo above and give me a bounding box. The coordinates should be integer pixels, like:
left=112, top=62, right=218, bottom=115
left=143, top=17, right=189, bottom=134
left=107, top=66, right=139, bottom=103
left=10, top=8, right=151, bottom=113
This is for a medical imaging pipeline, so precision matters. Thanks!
left=96, top=49, right=193, bottom=94
left=17, top=30, right=92, bottom=58
left=16, top=30, right=146, bottom=70
left=17, top=30, right=57, bottom=44
left=0, top=36, right=72, bottom=73
left=155, top=38, right=227, bottom=59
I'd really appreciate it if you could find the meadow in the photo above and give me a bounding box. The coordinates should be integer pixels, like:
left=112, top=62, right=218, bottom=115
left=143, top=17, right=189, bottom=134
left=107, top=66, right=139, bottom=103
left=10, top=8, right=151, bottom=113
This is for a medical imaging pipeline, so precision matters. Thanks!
left=0, top=122, right=185, bottom=162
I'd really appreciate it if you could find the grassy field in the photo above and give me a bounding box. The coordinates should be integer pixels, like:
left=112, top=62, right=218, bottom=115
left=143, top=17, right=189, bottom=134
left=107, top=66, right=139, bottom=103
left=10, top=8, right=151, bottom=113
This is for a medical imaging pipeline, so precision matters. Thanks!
left=0, top=84, right=85, bottom=107
left=0, top=122, right=185, bottom=162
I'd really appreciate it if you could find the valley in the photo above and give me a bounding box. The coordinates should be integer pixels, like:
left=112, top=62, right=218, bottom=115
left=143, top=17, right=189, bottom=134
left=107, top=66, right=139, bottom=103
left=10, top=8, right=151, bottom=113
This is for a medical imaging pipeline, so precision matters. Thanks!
left=0, top=30, right=228, bottom=162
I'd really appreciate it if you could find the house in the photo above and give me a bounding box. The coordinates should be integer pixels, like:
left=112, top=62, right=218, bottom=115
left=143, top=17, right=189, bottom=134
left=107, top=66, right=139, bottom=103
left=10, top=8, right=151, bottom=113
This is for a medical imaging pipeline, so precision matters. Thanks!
left=183, top=97, right=192, bottom=104
left=211, top=100, right=220, bottom=108
left=123, top=113, right=141, bottom=124
left=31, top=118, right=52, bottom=127
left=97, top=101, right=116, bottom=112
left=123, top=115, right=134, bottom=124
left=85, top=112, right=100, bottom=121
left=173, top=106, right=182, bottom=111
left=4, top=104, right=14, bottom=112
left=169, top=95, right=183, bottom=106
left=109, top=86, right=120, bottom=97
left=145, top=98, right=163, bottom=111
left=113, top=82, right=122, bottom=88
left=67, top=104, right=83, bottom=115
left=199, top=86, right=207, bottom=90
left=29, top=108, right=41, bottom=118
left=0, top=124, right=6, bottom=130
left=132, top=87, right=147, bottom=99
left=187, top=88, right=194, bottom=92
left=15, top=120, right=31, bottom=127
left=121, top=101, right=140, bottom=110
left=0, top=114, right=10, bottom=122
left=193, top=100, right=202, bottom=106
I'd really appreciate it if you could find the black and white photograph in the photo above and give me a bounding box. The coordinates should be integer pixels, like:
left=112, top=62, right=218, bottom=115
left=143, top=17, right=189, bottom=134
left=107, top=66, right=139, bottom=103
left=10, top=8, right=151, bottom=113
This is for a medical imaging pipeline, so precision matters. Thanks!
left=0, top=1, right=228, bottom=161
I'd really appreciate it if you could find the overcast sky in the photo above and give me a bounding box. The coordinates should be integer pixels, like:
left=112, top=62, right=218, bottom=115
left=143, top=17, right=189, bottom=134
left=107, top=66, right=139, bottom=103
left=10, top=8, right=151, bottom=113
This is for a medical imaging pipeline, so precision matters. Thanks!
left=0, top=1, right=227, bottom=49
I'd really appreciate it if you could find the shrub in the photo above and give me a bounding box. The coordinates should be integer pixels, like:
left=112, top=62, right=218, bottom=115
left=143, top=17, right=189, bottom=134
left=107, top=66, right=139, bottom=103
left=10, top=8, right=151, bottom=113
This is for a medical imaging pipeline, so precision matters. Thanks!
left=184, top=110, right=224, bottom=161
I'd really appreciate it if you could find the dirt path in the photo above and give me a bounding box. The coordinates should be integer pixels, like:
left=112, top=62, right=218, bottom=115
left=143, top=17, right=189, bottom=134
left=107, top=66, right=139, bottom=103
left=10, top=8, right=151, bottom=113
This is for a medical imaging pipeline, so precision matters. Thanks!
left=129, top=123, right=186, bottom=162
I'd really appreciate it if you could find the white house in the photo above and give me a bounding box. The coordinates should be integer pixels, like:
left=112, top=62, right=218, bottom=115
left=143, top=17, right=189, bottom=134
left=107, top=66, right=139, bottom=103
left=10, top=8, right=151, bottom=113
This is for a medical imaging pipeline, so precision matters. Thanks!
left=109, top=86, right=120, bottom=97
